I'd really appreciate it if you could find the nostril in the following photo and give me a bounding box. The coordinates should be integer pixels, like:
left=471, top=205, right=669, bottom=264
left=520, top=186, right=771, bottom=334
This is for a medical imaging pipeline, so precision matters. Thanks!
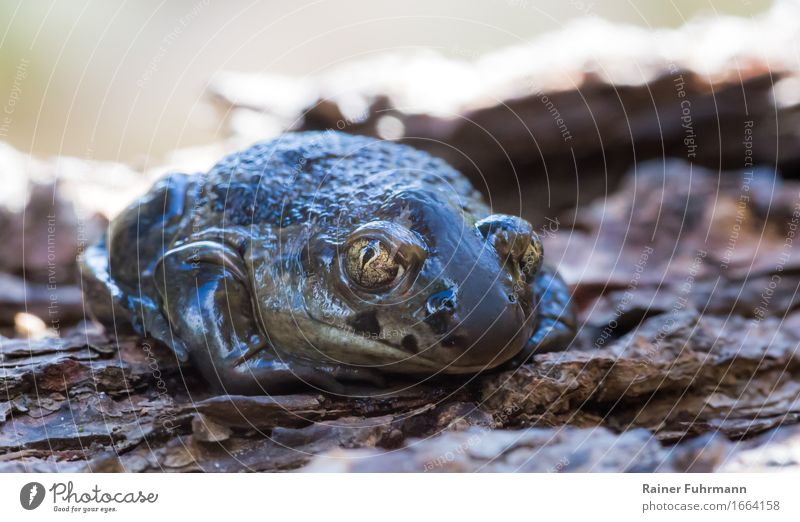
left=425, top=288, right=458, bottom=336
left=426, top=288, right=457, bottom=315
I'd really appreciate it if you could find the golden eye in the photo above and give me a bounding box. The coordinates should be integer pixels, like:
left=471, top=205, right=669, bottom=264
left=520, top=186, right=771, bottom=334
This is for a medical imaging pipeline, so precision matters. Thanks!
left=345, top=238, right=405, bottom=290
left=519, top=238, right=543, bottom=277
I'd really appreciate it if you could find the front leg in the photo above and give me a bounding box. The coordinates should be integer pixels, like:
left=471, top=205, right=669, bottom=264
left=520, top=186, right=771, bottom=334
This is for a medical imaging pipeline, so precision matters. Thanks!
left=508, top=264, right=576, bottom=367
left=153, top=241, right=367, bottom=394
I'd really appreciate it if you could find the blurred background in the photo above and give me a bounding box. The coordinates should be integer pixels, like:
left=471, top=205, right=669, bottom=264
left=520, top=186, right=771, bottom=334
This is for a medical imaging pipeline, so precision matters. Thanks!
left=4, top=0, right=800, bottom=474
left=0, top=0, right=773, bottom=166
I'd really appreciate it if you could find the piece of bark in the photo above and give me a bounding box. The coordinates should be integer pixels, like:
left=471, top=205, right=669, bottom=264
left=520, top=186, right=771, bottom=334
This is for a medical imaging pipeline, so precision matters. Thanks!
left=479, top=311, right=800, bottom=434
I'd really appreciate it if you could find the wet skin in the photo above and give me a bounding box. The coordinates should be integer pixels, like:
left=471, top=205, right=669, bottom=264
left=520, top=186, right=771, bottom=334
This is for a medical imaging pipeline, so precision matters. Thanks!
left=81, top=131, right=575, bottom=394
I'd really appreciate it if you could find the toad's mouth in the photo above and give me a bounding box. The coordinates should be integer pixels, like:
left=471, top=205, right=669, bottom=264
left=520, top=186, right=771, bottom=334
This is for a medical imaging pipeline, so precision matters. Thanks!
left=264, top=315, right=513, bottom=375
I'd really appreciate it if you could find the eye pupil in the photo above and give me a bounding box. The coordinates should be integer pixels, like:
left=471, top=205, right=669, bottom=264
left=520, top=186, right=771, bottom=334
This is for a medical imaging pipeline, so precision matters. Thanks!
left=360, top=245, right=377, bottom=268
left=520, top=242, right=542, bottom=275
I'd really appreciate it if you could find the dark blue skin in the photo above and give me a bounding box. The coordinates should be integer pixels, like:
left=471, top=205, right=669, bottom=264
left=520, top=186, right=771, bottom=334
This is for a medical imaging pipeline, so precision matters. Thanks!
left=81, top=131, right=575, bottom=394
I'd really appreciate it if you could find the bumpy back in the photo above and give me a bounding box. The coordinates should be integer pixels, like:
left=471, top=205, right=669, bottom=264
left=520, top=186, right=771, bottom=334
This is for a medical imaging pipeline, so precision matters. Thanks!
left=199, top=131, right=485, bottom=228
